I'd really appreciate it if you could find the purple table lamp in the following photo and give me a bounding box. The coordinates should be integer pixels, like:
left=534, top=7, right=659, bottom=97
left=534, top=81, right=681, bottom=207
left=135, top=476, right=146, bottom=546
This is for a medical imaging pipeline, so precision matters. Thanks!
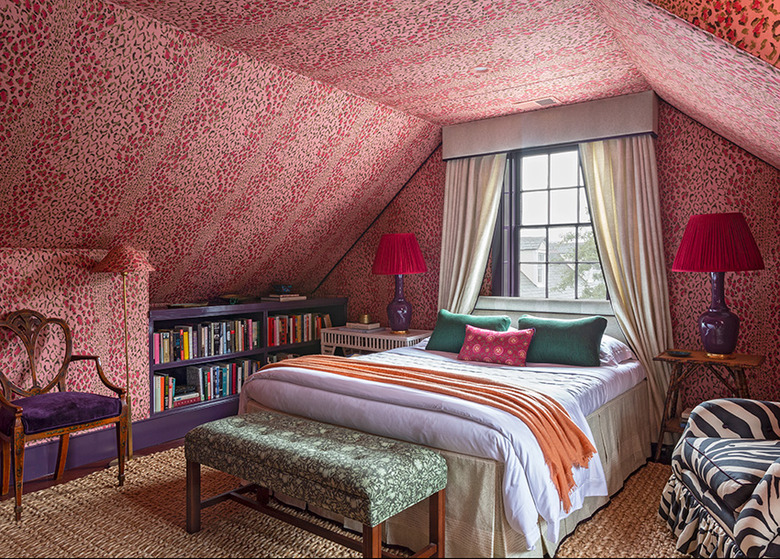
left=671, top=212, right=763, bottom=358
left=372, top=233, right=427, bottom=334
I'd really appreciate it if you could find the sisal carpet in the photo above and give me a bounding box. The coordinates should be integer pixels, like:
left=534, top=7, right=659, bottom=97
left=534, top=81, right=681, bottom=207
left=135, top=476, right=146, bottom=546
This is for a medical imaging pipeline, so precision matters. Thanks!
left=0, top=446, right=686, bottom=558
left=555, top=461, right=688, bottom=558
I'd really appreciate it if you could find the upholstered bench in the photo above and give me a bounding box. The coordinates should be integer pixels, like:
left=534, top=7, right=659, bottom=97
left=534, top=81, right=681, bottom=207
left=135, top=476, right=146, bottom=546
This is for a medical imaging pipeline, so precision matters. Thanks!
left=184, top=411, right=447, bottom=558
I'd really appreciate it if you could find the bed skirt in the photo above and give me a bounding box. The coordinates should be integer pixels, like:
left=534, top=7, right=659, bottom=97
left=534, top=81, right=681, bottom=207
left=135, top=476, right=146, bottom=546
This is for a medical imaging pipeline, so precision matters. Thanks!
left=243, top=379, right=650, bottom=557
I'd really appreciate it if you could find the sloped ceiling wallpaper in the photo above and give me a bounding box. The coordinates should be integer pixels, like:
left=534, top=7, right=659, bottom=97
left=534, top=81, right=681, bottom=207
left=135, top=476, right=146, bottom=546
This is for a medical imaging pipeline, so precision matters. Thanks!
left=0, top=0, right=440, bottom=303
left=598, top=0, right=780, bottom=171
left=103, top=0, right=780, bottom=171
left=109, top=0, right=652, bottom=124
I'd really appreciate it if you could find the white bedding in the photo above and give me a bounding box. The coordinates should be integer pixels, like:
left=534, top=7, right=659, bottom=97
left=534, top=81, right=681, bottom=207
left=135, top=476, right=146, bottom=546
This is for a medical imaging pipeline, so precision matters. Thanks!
left=238, top=341, right=646, bottom=548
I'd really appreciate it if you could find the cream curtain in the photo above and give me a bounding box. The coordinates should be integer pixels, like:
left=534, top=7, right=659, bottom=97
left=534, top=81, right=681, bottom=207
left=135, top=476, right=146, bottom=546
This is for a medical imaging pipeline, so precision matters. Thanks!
left=438, top=153, right=507, bottom=313
left=579, top=135, right=673, bottom=441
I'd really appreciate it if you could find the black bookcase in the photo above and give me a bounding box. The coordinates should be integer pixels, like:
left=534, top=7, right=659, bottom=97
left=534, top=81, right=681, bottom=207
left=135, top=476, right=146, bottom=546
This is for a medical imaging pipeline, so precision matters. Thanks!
left=146, top=297, right=348, bottom=419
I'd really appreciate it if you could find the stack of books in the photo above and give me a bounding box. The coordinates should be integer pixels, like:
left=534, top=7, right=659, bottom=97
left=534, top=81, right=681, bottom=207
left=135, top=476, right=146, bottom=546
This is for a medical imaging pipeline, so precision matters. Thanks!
left=261, top=293, right=307, bottom=302
left=343, top=321, right=382, bottom=331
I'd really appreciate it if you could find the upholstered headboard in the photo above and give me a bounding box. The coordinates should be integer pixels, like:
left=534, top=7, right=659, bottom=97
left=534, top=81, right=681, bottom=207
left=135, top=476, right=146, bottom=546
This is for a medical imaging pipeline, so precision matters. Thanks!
left=472, top=296, right=627, bottom=343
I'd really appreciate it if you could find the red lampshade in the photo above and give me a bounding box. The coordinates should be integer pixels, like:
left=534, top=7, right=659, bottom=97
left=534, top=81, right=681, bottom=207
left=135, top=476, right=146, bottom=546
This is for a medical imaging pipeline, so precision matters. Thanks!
left=372, top=233, right=427, bottom=275
left=671, top=213, right=764, bottom=273
left=93, top=245, right=156, bottom=274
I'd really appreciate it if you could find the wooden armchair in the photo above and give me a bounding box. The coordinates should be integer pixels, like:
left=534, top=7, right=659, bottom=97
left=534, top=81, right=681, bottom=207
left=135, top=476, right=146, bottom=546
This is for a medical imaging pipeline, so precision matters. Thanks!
left=0, top=309, right=128, bottom=521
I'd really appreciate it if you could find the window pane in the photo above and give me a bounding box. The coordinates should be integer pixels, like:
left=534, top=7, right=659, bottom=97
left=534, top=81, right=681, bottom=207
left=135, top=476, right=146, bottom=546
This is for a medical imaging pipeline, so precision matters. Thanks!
left=549, top=188, right=578, bottom=224
left=579, top=188, right=590, bottom=223
left=577, top=226, right=599, bottom=262
left=521, top=154, right=548, bottom=191
left=550, top=150, right=579, bottom=188
left=518, top=228, right=546, bottom=262
left=548, top=226, right=576, bottom=263
left=577, top=263, right=607, bottom=299
left=548, top=263, right=575, bottom=298
left=518, top=262, right=547, bottom=298
left=521, top=191, right=548, bottom=225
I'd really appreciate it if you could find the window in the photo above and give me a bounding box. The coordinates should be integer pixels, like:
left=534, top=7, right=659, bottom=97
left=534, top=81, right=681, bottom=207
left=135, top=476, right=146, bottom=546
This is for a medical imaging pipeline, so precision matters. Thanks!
left=493, top=146, right=606, bottom=300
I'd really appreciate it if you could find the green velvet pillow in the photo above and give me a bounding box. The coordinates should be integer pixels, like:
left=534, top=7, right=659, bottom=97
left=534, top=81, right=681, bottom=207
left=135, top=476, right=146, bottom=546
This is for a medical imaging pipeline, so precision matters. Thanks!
left=516, top=314, right=608, bottom=366
left=426, top=309, right=511, bottom=353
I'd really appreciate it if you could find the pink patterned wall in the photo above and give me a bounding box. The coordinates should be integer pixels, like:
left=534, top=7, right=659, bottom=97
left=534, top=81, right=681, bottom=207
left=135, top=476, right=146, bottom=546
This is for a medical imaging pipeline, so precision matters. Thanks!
left=316, top=148, right=445, bottom=330
left=0, top=248, right=151, bottom=423
left=657, top=100, right=780, bottom=405
left=0, top=0, right=441, bottom=305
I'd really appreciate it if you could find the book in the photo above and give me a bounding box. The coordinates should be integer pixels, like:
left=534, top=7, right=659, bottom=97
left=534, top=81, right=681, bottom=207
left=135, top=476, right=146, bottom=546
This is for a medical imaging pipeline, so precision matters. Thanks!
left=261, top=295, right=307, bottom=302
left=340, top=326, right=389, bottom=333
left=264, top=292, right=300, bottom=298
left=186, top=366, right=206, bottom=401
left=172, top=393, right=201, bottom=408
left=160, top=330, right=172, bottom=363
left=345, top=321, right=382, bottom=330
left=174, top=383, right=199, bottom=396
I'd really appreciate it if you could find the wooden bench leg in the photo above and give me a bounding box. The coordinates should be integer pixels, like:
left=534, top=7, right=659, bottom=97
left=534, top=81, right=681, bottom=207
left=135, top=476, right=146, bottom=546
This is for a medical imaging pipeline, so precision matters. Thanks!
left=186, top=458, right=201, bottom=533
left=430, top=489, right=445, bottom=558
left=362, top=523, right=382, bottom=558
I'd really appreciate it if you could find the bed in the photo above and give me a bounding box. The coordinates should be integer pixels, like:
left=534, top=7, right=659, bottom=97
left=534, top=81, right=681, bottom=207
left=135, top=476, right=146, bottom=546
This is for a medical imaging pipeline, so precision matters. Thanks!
left=237, top=322, right=650, bottom=557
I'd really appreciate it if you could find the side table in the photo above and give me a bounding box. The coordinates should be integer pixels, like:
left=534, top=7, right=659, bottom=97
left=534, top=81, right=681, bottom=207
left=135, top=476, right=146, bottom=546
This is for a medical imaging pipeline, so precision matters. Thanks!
left=652, top=349, right=764, bottom=461
left=321, top=327, right=432, bottom=356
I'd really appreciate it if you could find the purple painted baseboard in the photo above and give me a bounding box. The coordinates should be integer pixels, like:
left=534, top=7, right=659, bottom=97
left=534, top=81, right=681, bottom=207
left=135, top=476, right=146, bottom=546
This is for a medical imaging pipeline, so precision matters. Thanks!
left=11, top=397, right=239, bottom=483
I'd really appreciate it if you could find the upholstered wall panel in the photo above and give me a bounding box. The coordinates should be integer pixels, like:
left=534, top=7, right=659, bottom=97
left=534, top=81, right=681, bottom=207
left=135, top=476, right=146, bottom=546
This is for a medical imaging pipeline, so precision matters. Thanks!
left=657, top=101, right=780, bottom=404
left=0, top=248, right=150, bottom=423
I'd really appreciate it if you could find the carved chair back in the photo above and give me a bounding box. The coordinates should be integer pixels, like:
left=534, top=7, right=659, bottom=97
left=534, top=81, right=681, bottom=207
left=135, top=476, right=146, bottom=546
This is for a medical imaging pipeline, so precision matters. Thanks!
left=0, top=309, right=72, bottom=399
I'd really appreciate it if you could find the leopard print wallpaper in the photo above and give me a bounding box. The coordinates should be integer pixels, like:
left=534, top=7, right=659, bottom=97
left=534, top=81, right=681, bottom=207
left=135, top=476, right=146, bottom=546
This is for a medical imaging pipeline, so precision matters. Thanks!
left=0, top=0, right=441, bottom=305
left=657, top=101, right=780, bottom=404
left=650, top=0, right=780, bottom=67
left=0, top=248, right=151, bottom=423
left=316, top=147, right=446, bottom=332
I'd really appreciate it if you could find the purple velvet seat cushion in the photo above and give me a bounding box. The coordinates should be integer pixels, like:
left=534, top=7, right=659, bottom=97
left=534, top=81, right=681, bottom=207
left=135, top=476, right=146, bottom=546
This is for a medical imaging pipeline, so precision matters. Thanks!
left=0, top=392, right=121, bottom=436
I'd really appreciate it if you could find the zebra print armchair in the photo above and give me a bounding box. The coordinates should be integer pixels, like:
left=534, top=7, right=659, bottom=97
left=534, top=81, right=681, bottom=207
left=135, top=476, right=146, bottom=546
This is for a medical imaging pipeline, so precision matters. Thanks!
left=659, top=398, right=780, bottom=558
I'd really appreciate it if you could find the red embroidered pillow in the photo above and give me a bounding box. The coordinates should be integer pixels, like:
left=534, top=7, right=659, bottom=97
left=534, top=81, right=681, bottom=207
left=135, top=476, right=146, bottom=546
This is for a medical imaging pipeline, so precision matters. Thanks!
left=457, top=325, right=535, bottom=366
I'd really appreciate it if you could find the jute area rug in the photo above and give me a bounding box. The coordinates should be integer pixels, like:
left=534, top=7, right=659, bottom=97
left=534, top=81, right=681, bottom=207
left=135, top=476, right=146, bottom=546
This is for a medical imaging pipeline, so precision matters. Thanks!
left=0, top=446, right=687, bottom=558
left=555, top=461, right=688, bottom=558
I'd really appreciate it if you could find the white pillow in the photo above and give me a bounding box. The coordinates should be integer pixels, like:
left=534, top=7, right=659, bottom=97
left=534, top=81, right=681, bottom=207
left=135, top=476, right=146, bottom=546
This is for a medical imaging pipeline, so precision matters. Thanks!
left=599, top=335, right=635, bottom=366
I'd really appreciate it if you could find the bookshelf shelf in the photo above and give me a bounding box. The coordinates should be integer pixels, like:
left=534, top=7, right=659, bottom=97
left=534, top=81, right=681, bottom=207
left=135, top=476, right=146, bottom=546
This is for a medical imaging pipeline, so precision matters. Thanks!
left=150, top=393, right=240, bottom=419
left=147, top=297, right=348, bottom=422
left=150, top=348, right=266, bottom=373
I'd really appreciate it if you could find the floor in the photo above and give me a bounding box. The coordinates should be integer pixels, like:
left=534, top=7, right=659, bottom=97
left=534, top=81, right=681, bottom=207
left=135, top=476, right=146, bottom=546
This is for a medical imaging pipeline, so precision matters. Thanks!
left=0, top=438, right=184, bottom=500
left=4, top=440, right=672, bottom=500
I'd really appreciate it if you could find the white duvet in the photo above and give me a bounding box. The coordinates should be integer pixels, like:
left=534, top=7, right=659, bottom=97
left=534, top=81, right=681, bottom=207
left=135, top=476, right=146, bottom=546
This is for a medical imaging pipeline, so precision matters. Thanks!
left=238, top=341, right=646, bottom=548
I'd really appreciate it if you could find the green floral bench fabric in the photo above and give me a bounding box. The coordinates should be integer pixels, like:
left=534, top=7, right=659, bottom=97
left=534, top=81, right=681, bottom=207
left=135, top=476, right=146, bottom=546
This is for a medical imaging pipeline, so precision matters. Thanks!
left=184, top=410, right=448, bottom=527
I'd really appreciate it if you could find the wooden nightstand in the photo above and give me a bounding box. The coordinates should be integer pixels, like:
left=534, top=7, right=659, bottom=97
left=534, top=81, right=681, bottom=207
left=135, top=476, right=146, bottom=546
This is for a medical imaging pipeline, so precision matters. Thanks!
left=321, top=327, right=432, bottom=356
left=652, top=349, right=764, bottom=461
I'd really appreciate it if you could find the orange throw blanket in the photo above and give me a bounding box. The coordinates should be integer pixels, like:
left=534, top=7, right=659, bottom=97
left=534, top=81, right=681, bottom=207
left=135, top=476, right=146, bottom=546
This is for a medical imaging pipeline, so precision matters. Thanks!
left=262, top=354, right=596, bottom=512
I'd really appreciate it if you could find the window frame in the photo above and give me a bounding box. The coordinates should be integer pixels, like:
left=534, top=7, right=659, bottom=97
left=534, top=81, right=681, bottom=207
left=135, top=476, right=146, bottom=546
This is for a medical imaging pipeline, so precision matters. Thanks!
left=491, top=144, right=607, bottom=302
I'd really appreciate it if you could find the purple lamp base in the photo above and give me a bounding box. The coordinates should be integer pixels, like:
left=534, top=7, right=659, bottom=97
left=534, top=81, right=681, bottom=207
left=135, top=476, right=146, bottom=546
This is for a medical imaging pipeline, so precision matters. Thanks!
left=387, top=274, right=412, bottom=334
left=699, top=271, right=739, bottom=358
